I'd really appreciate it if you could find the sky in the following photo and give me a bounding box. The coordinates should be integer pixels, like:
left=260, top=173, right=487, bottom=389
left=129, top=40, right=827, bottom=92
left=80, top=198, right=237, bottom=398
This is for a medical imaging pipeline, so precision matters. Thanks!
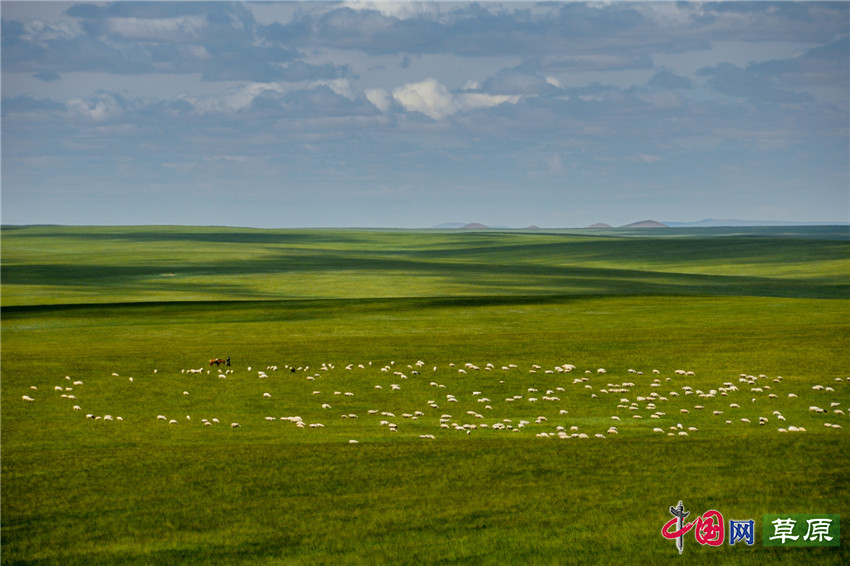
left=2, top=1, right=848, bottom=228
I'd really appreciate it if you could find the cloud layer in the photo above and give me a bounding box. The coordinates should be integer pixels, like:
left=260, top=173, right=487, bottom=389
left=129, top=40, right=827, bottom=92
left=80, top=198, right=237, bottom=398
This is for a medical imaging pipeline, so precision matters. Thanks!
left=2, top=1, right=848, bottom=227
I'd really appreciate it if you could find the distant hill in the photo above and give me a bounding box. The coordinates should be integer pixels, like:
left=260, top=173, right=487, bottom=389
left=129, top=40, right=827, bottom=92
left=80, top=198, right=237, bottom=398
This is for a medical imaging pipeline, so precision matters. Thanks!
left=432, top=222, right=491, bottom=229
left=587, top=223, right=613, bottom=229
left=621, top=220, right=668, bottom=228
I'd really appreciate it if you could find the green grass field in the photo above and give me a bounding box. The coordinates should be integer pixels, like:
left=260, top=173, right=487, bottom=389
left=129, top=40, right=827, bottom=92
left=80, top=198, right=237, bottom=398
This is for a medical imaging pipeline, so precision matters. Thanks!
left=2, top=225, right=848, bottom=564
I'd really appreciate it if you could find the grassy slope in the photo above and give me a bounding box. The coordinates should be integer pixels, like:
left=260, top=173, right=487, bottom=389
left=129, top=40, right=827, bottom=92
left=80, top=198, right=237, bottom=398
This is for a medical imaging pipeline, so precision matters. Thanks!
left=2, top=225, right=847, bottom=306
left=1, top=225, right=848, bottom=564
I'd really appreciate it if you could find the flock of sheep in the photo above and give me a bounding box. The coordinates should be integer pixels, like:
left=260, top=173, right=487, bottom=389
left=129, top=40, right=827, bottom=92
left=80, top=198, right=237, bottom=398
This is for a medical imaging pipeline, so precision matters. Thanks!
left=23, top=359, right=848, bottom=443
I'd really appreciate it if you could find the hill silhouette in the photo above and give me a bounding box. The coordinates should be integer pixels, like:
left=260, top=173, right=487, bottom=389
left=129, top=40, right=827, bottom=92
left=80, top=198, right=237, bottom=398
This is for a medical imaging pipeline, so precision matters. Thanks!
left=621, top=220, right=667, bottom=228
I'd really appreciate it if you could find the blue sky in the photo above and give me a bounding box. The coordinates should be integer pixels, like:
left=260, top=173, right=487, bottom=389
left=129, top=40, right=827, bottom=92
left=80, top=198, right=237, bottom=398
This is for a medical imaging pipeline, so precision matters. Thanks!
left=2, top=1, right=848, bottom=228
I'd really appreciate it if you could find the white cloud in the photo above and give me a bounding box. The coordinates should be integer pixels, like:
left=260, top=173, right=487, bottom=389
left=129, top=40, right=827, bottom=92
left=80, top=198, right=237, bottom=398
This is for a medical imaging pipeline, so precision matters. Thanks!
left=106, top=15, right=208, bottom=42
left=392, top=78, right=459, bottom=120
left=314, top=78, right=357, bottom=100
left=187, top=45, right=212, bottom=61
left=22, top=18, right=79, bottom=43
left=191, top=82, right=285, bottom=114
left=391, top=78, right=520, bottom=120
left=341, top=1, right=444, bottom=21
left=456, top=92, right=521, bottom=112
left=365, top=87, right=393, bottom=113
left=65, top=94, right=124, bottom=122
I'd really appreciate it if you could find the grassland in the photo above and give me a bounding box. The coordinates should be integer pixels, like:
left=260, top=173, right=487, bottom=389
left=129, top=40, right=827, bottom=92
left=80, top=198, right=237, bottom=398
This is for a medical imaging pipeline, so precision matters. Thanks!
left=1, top=225, right=848, bottom=564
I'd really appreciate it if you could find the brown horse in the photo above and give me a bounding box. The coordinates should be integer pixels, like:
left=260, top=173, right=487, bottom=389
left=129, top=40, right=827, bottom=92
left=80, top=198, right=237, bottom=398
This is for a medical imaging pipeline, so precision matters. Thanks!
left=209, top=358, right=226, bottom=366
